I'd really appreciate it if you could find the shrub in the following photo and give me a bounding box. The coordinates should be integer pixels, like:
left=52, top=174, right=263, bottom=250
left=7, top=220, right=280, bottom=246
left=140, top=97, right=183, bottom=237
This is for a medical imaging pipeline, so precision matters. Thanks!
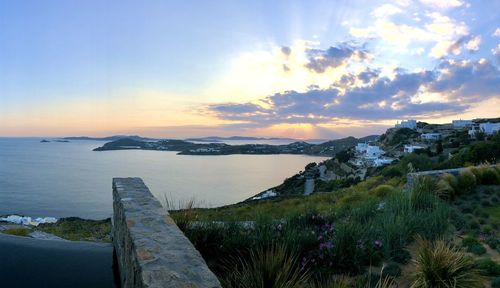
left=480, top=167, right=500, bottom=185
left=462, top=236, right=486, bottom=255
left=221, top=243, right=310, bottom=288
left=436, top=179, right=455, bottom=200
left=481, top=199, right=492, bottom=207
left=483, top=224, right=493, bottom=234
left=460, top=204, right=473, bottom=213
left=308, top=275, right=351, bottom=288
left=492, top=277, right=500, bottom=288
left=411, top=236, right=484, bottom=288
left=492, top=196, right=500, bottom=203
left=370, top=185, right=398, bottom=198
left=469, top=167, right=483, bottom=184
left=475, top=258, right=500, bottom=276
left=436, top=173, right=458, bottom=200
left=382, top=262, right=402, bottom=277
left=449, top=209, right=467, bottom=231
left=391, top=249, right=411, bottom=265
left=329, top=222, right=369, bottom=273
left=486, top=237, right=500, bottom=249
left=468, top=219, right=480, bottom=230
left=410, top=177, right=438, bottom=211
left=381, top=166, right=403, bottom=178
left=3, top=228, right=30, bottom=237
left=457, top=169, right=477, bottom=194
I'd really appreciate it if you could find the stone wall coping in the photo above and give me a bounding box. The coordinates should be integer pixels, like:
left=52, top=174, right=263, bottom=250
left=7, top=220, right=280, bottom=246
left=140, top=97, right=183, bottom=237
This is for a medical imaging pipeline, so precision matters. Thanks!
left=112, top=177, right=221, bottom=288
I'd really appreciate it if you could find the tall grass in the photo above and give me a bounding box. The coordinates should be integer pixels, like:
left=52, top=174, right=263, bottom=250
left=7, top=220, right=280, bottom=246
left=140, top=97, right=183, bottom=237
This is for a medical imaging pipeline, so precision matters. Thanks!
left=457, top=169, right=476, bottom=194
left=411, top=236, right=484, bottom=288
left=436, top=173, right=458, bottom=200
left=410, top=176, right=437, bottom=211
left=161, top=195, right=197, bottom=231
left=221, top=243, right=310, bottom=288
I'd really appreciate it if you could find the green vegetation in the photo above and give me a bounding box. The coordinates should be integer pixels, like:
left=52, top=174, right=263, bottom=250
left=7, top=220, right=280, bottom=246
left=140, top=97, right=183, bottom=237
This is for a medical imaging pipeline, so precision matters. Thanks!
left=221, top=244, right=309, bottom=288
left=164, top=129, right=500, bottom=286
left=2, top=227, right=30, bottom=237
left=168, top=159, right=499, bottom=286
left=475, top=258, right=500, bottom=277
left=462, top=236, right=486, bottom=255
left=411, top=236, right=484, bottom=288
left=37, top=217, right=111, bottom=242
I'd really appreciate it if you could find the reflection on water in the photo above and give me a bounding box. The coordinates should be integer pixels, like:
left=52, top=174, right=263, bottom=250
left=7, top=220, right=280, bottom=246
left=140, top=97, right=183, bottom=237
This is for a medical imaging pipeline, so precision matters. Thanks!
left=0, top=138, right=328, bottom=219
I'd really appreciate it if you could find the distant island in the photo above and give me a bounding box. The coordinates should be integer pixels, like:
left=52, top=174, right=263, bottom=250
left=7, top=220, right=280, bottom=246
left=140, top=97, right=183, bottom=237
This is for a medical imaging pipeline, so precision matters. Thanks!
left=92, top=135, right=378, bottom=156
left=185, top=136, right=298, bottom=142
left=63, top=135, right=158, bottom=141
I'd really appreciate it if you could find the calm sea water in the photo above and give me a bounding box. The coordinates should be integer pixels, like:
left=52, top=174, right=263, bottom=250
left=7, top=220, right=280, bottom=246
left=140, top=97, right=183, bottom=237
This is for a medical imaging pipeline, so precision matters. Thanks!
left=0, top=138, right=328, bottom=219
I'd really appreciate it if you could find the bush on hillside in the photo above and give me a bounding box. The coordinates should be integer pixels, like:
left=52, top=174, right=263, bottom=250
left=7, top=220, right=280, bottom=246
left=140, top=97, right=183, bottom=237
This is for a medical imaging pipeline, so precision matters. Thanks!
left=382, top=262, right=402, bottom=278
left=410, top=176, right=438, bottom=211
left=370, top=185, right=398, bottom=198
left=492, top=277, right=500, bottom=288
left=462, top=236, right=486, bottom=255
left=475, top=258, right=500, bottom=276
left=479, top=167, right=500, bottom=185
left=457, top=169, right=477, bottom=194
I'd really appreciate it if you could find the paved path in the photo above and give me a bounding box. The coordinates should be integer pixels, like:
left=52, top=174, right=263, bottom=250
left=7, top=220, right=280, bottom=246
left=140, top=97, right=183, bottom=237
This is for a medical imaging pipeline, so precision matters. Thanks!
left=0, top=233, right=117, bottom=288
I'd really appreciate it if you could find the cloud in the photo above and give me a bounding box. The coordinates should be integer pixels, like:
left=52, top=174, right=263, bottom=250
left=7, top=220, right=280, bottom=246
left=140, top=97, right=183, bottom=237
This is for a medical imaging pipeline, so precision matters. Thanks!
left=371, top=4, right=403, bottom=18
left=492, top=44, right=500, bottom=63
left=305, top=44, right=369, bottom=73
left=207, top=59, right=499, bottom=127
left=419, top=0, right=464, bottom=9
left=494, top=28, right=500, bottom=37
left=349, top=9, right=469, bottom=57
left=465, top=36, right=481, bottom=51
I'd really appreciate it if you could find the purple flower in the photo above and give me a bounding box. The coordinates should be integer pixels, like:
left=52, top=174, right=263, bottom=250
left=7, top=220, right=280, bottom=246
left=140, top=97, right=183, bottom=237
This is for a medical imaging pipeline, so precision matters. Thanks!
left=374, top=240, right=383, bottom=248
left=319, top=241, right=333, bottom=250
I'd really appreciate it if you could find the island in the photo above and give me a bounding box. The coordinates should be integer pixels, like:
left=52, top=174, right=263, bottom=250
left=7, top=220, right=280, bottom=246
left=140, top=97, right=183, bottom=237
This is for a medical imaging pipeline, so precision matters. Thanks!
left=92, top=136, right=378, bottom=156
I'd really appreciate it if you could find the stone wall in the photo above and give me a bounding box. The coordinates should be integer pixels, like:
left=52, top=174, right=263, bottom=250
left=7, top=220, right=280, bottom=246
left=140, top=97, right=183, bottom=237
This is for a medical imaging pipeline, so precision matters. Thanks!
left=112, top=177, right=221, bottom=288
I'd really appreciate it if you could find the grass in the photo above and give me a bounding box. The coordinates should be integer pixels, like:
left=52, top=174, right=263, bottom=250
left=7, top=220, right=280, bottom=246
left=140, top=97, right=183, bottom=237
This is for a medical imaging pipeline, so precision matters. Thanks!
left=168, top=163, right=498, bottom=286
left=411, top=236, right=484, bottom=288
left=221, top=243, right=310, bottom=288
left=2, top=227, right=30, bottom=237
left=177, top=176, right=400, bottom=221
left=37, top=217, right=111, bottom=242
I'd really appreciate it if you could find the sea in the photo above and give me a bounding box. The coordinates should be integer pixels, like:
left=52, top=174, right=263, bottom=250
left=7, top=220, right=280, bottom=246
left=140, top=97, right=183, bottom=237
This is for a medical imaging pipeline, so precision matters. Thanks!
left=0, top=138, right=329, bottom=219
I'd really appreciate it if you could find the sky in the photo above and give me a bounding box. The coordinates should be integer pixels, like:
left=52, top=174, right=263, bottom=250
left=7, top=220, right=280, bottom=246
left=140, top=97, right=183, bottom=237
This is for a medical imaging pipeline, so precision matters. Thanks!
left=0, top=0, right=499, bottom=139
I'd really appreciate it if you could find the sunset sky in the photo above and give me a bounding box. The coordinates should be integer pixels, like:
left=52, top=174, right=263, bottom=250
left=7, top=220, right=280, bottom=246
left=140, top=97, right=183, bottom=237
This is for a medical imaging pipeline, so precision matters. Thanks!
left=1, top=0, right=499, bottom=139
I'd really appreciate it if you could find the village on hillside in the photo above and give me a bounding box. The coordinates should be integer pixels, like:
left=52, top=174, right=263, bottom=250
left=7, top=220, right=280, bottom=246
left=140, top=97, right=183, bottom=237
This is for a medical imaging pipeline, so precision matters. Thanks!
left=252, top=118, right=500, bottom=200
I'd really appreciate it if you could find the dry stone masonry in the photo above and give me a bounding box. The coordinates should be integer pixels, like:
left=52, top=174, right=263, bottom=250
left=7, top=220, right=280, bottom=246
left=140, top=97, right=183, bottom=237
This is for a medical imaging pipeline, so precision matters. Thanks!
left=112, top=177, right=221, bottom=288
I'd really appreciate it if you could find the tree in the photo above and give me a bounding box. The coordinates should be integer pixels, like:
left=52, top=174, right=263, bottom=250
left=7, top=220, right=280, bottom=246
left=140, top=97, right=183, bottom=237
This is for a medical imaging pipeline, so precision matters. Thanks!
left=436, top=140, right=443, bottom=155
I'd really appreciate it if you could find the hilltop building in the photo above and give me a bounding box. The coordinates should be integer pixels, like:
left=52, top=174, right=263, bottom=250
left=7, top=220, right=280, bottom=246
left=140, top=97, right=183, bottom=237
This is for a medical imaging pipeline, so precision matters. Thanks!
left=366, top=146, right=384, bottom=159
left=469, top=122, right=500, bottom=138
left=395, top=119, right=417, bottom=130
left=355, top=143, right=369, bottom=153
left=452, top=120, right=473, bottom=128
left=404, top=145, right=425, bottom=154
left=421, top=133, right=442, bottom=141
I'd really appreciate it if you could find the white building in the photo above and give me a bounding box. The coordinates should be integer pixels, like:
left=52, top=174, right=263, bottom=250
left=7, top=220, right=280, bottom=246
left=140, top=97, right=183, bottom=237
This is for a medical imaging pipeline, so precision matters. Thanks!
left=452, top=120, right=473, bottom=128
left=480, top=123, right=500, bottom=135
left=373, top=158, right=394, bottom=167
left=404, top=145, right=425, bottom=154
left=355, top=143, right=369, bottom=153
left=421, top=133, right=442, bottom=141
left=366, top=145, right=384, bottom=159
left=395, top=119, right=417, bottom=130
left=469, top=122, right=500, bottom=137
left=252, top=189, right=277, bottom=200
